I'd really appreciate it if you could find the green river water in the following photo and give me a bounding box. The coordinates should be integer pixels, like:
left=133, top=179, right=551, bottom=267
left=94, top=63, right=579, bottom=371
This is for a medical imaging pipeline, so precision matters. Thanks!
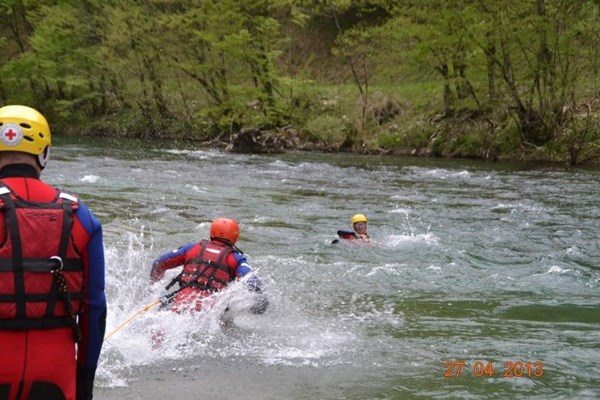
left=46, top=137, right=599, bottom=400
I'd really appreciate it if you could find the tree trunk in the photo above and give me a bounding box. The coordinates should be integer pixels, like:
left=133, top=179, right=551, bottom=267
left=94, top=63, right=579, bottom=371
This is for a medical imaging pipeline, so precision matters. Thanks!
left=437, top=63, right=454, bottom=115
left=485, top=32, right=497, bottom=104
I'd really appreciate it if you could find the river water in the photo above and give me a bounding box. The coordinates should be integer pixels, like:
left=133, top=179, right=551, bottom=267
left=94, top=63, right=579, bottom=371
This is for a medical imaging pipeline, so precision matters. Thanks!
left=46, top=138, right=599, bottom=399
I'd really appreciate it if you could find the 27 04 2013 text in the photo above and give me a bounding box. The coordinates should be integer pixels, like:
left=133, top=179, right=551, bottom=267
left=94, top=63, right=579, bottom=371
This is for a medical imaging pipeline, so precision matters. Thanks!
left=444, top=361, right=544, bottom=378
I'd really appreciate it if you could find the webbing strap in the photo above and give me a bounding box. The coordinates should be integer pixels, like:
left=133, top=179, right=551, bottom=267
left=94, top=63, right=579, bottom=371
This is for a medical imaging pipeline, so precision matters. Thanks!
left=44, top=196, right=76, bottom=319
left=0, top=190, right=26, bottom=319
left=203, top=245, right=233, bottom=287
left=59, top=192, right=78, bottom=203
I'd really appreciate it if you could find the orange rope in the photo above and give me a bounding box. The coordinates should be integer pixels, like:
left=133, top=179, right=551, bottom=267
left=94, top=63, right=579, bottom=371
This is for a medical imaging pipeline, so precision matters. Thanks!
left=104, top=299, right=162, bottom=341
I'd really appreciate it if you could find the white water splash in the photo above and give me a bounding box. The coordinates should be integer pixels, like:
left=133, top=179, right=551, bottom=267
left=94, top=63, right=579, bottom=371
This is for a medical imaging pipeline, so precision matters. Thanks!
left=80, top=174, right=100, bottom=183
left=545, top=265, right=571, bottom=274
left=96, top=230, right=362, bottom=388
left=385, top=232, right=439, bottom=247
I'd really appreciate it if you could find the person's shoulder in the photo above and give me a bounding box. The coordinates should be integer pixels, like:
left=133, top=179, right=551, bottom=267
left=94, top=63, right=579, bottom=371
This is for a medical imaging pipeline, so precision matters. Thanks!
left=154, top=242, right=195, bottom=261
left=178, top=242, right=199, bottom=253
left=230, top=249, right=248, bottom=262
left=4, top=177, right=55, bottom=199
left=76, top=205, right=102, bottom=233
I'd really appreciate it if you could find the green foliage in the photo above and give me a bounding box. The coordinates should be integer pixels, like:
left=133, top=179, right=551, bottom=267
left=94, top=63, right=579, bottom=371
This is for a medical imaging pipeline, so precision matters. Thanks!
left=0, top=0, right=598, bottom=164
left=556, top=107, right=600, bottom=165
left=495, top=120, right=524, bottom=157
left=302, top=114, right=348, bottom=147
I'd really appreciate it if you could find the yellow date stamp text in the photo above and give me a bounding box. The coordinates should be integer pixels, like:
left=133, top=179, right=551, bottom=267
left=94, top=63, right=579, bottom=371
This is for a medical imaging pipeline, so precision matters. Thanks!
left=444, top=360, right=544, bottom=378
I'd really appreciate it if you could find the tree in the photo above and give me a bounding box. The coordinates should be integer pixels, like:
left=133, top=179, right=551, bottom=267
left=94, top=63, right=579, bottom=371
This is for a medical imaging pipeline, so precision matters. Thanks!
left=475, top=1, right=588, bottom=147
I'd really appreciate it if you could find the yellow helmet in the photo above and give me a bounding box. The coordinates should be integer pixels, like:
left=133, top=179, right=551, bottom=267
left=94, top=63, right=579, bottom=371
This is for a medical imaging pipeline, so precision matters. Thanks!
left=0, top=105, right=51, bottom=168
left=351, top=213, right=368, bottom=225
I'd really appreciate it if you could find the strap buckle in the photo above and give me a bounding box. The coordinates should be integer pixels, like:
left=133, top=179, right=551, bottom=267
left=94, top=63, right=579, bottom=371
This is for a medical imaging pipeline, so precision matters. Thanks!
left=50, top=256, right=64, bottom=273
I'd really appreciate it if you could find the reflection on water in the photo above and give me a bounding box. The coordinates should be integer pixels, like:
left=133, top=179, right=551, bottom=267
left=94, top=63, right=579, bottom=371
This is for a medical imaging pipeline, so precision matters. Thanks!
left=45, top=138, right=600, bottom=399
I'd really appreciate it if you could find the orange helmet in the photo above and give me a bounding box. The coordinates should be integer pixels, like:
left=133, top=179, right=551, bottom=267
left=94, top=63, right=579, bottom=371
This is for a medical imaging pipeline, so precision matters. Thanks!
left=210, top=218, right=240, bottom=244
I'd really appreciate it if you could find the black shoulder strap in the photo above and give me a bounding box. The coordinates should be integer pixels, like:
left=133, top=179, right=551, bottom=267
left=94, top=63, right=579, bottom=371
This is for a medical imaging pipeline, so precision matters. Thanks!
left=0, top=184, right=25, bottom=318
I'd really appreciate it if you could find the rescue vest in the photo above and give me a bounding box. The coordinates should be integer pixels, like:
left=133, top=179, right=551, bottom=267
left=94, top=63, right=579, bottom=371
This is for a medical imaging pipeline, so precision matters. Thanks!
left=176, top=241, right=235, bottom=291
left=0, top=183, right=84, bottom=332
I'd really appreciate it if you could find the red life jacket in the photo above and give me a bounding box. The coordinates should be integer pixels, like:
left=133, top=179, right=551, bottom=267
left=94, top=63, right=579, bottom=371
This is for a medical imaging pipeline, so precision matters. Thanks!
left=177, top=241, right=235, bottom=291
left=0, top=183, right=84, bottom=332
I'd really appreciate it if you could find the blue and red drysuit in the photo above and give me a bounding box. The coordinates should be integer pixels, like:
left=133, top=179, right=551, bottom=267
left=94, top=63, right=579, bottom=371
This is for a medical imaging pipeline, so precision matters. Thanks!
left=150, top=239, right=266, bottom=314
left=0, top=164, right=106, bottom=400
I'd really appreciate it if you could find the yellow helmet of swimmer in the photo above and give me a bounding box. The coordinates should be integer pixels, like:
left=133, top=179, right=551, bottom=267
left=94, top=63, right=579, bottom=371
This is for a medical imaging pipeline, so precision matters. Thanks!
left=0, top=105, right=51, bottom=169
left=351, top=213, right=368, bottom=225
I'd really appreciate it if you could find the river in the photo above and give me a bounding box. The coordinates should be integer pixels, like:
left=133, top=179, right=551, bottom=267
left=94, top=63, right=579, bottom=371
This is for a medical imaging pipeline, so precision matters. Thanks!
left=46, top=137, right=600, bottom=400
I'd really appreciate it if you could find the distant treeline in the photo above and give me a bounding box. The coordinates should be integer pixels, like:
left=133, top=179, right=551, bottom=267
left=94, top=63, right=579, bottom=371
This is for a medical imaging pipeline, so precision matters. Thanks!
left=1, top=0, right=599, bottom=164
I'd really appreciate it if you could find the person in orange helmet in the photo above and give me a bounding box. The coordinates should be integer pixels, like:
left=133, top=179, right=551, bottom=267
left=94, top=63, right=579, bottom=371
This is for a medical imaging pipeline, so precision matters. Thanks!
left=150, top=217, right=267, bottom=314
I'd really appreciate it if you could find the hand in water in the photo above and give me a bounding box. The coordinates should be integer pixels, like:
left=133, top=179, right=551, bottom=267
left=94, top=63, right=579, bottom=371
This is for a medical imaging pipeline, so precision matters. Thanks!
left=250, top=292, right=269, bottom=315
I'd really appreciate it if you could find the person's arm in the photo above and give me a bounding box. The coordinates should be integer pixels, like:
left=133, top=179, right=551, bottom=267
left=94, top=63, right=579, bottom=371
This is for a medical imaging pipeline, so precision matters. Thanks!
left=233, top=252, right=262, bottom=290
left=149, top=243, right=193, bottom=283
left=337, top=230, right=358, bottom=240
left=232, top=252, right=268, bottom=314
left=73, top=203, right=106, bottom=400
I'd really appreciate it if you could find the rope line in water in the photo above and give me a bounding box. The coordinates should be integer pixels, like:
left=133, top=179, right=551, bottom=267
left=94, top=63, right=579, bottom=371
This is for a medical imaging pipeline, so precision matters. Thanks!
left=104, top=299, right=162, bottom=341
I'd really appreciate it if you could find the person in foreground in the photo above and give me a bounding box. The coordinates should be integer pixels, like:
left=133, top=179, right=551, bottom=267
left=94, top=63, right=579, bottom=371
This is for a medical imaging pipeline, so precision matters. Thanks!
left=150, top=218, right=268, bottom=315
left=0, top=105, right=106, bottom=400
left=333, top=213, right=370, bottom=243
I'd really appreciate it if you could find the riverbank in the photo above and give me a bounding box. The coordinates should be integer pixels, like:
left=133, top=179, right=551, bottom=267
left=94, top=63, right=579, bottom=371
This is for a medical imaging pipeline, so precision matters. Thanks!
left=182, top=123, right=600, bottom=167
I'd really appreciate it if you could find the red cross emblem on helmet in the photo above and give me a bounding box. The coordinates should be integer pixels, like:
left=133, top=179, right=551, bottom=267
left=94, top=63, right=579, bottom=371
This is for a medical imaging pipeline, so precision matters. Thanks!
left=0, top=123, right=23, bottom=146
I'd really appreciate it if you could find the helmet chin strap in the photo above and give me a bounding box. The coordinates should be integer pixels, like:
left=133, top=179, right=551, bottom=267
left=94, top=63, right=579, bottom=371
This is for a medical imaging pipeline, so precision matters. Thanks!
left=37, top=146, right=50, bottom=170
left=212, top=237, right=243, bottom=254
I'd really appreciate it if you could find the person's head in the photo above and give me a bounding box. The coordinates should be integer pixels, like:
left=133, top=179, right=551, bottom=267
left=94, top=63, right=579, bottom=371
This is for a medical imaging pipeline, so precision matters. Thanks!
left=351, top=213, right=368, bottom=234
left=210, top=217, right=240, bottom=245
left=0, top=105, right=51, bottom=173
